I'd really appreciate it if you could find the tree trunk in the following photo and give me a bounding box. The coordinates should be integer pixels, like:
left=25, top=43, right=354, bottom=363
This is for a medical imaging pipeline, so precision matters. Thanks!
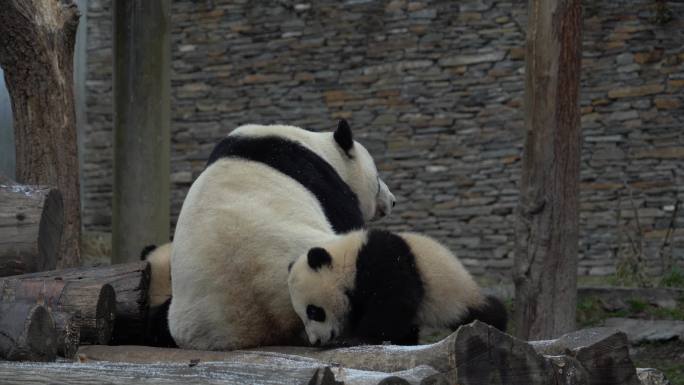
left=111, top=0, right=171, bottom=264
left=514, top=0, right=583, bottom=340
left=3, top=261, right=151, bottom=344
left=0, top=183, right=63, bottom=277
left=0, top=0, right=82, bottom=268
left=0, top=301, right=57, bottom=361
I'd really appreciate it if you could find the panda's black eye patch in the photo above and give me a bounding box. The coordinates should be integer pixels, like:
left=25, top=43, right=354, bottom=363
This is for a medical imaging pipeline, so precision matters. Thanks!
left=306, top=305, right=326, bottom=322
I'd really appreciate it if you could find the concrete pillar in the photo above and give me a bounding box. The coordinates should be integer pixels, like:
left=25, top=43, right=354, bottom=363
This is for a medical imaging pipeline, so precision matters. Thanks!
left=112, top=0, right=171, bottom=263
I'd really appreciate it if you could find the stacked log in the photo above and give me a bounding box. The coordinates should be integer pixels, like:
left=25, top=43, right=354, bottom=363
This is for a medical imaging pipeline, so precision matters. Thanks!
left=0, top=183, right=63, bottom=277
left=75, top=321, right=642, bottom=385
left=0, top=302, right=57, bottom=361
left=4, top=261, right=150, bottom=344
left=0, top=278, right=115, bottom=347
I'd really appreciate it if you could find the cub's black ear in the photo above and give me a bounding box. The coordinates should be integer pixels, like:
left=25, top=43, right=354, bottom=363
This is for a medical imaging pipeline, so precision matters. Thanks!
left=140, top=244, right=157, bottom=261
left=288, top=261, right=294, bottom=272
left=334, top=119, right=353, bottom=156
left=307, top=247, right=332, bottom=270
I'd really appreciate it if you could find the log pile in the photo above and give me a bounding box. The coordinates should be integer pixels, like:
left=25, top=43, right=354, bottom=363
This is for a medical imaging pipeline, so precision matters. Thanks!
left=73, top=321, right=640, bottom=385
left=0, top=261, right=149, bottom=360
left=0, top=259, right=666, bottom=384
left=0, top=183, right=63, bottom=277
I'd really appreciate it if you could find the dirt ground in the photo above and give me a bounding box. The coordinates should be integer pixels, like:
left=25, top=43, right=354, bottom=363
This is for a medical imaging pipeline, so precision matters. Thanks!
left=631, top=340, right=684, bottom=385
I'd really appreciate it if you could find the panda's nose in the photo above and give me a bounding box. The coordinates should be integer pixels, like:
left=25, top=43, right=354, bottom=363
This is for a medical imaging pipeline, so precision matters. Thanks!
left=313, top=338, right=321, bottom=347
left=392, top=200, right=396, bottom=208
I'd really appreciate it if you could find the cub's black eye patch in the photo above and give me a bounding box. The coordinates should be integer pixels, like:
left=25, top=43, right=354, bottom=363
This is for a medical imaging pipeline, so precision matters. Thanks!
left=306, top=305, right=326, bottom=322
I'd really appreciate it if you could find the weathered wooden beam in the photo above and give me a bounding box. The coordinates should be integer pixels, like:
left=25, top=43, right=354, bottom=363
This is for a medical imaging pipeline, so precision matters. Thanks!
left=0, top=261, right=149, bottom=344
left=0, top=302, right=57, bottom=361
left=0, top=359, right=438, bottom=385
left=0, top=183, right=63, bottom=277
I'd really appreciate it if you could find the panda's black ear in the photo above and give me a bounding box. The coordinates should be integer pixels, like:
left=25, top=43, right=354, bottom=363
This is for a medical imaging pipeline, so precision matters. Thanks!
left=307, top=247, right=332, bottom=271
left=334, top=119, right=354, bottom=156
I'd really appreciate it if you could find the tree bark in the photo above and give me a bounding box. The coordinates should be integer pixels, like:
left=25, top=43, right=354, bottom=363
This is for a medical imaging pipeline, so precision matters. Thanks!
left=111, top=0, right=171, bottom=264
left=514, top=0, right=583, bottom=340
left=0, top=183, right=63, bottom=277
left=3, top=261, right=150, bottom=344
left=0, top=0, right=82, bottom=268
left=0, top=278, right=116, bottom=344
left=52, top=311, right=80, bottom=359
left=0, top=301, right=57, bottom=361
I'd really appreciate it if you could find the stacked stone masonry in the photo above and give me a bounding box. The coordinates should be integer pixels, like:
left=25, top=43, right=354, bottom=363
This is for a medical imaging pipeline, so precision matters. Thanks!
left=83, top=0, right=684, bottom=278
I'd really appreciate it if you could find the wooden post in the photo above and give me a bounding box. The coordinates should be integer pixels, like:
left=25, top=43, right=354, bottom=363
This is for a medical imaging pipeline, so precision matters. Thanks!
left=0, top=0, right=82, bottom=268
left=0, top=183, right=64, bottom=277
left=514, top=0, right=583, bottom=340
left=112, top=0, right=171, bottom=264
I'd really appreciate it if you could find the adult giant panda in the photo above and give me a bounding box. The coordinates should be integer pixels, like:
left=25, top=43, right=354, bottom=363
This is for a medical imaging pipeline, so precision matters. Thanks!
left=287, top=229, right=507, bottom=346
left=169, top=121, right=395, bottom=350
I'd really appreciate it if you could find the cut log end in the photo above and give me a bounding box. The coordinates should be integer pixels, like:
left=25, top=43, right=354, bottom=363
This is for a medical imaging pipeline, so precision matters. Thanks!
left=37, top=189, right=64, bottom=273
left=0, top=302, right=57, bottom=361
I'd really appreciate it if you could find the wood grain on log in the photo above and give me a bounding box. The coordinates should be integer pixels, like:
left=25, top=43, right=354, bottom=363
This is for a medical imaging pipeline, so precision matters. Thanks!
left=77, top=322, right=638, bottom=385
left=0, top=302, right=57, bottom=361
left=0, top=278, right=116, bottom=345
left=0, top=184, right=63, bottom=277
left=0, top=358, right=437, bottom=385
left=531, top=327, right=640, bottom=385
left=52, top=311, right=80, bottom=359
left=3, top=261, right=150, bottom=344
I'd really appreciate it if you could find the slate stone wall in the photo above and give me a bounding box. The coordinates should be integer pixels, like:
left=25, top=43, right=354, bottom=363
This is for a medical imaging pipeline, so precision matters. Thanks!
left=83, top=0, right=684, bottom=278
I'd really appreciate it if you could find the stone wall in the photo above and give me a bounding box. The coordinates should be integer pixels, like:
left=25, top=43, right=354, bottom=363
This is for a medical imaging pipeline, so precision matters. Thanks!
left=83, top=0, right=684, bottom=278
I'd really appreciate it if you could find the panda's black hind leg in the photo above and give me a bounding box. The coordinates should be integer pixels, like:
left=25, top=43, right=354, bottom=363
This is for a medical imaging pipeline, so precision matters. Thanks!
left=452, top=295, right=508, bottom=333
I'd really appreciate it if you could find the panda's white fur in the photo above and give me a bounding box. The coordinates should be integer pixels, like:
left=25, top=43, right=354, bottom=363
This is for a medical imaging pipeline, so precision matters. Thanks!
left=144, top=242, right=172, bottom=308
left=169, top=123, right=394, bottom=350
left=287, top=229, right=507, bottom=346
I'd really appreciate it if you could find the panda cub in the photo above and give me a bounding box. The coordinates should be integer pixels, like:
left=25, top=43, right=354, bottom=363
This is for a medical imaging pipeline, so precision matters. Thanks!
left=287, top=229, right=507, bottom=346
left=140, top=243, right=175, bottom=347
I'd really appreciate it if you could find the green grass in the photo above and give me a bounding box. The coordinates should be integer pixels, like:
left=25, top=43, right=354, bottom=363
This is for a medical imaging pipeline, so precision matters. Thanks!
left=576, top=296, right=684, bottom=328
left=661, top=267, right=684, bottom=288
left=632, top=341, right=684, bottom=385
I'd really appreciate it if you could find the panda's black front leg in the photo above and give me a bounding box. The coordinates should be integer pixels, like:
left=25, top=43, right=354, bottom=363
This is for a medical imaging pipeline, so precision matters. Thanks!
left=351, top=299, right=421, bottom=345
